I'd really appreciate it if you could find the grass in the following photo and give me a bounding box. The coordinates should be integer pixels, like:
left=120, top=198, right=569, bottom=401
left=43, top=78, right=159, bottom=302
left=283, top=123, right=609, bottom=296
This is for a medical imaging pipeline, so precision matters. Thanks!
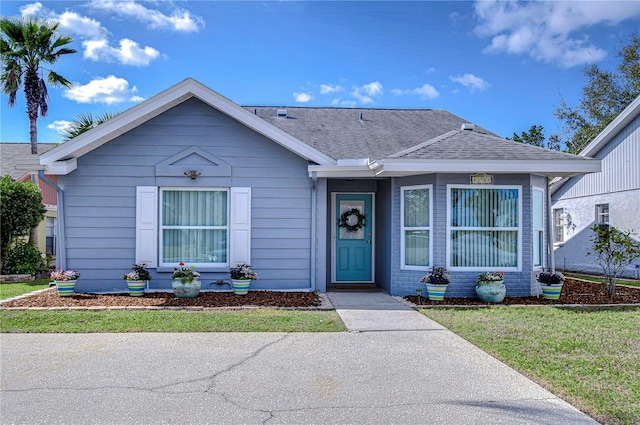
left=0, top=309, right=345, bottom=333
left=565, top=272, right=640, bottom=288
left=421, top=306, right=640, bottom=425
left=0, top=278, right=50, bottom=299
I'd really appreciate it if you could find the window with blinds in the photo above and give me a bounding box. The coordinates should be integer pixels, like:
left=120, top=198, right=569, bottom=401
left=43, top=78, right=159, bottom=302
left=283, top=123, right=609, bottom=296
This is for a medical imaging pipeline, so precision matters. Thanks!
left=448, top=186, right=520, bottom=269
left=401, top=185, right=432, bottom=269
left=160, top=188, right=229, bottom=266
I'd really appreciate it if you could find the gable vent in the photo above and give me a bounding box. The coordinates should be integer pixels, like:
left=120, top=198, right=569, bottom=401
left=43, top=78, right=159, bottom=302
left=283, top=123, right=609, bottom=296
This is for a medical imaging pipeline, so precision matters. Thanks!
left=461, top=123, right=475, bottom=131
left=277, top=109, right=287, bottom=118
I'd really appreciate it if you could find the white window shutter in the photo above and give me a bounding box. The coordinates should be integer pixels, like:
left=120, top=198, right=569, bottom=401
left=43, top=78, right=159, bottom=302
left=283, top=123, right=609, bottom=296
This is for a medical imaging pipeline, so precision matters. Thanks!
left=136, top=186, right=158, bottom=268
left=230, top=187, right=251, bottom=266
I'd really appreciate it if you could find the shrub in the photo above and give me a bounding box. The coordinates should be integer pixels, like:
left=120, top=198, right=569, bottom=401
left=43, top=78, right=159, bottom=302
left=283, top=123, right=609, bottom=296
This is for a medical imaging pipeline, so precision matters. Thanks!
left=3, top=240, right=48, bottom=275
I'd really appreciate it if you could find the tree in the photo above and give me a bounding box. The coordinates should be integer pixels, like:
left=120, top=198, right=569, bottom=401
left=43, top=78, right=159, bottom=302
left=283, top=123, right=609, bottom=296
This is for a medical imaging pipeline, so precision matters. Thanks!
left=0, top=176, right=46, bottom=272
left=0, top=17, right=76, bottom=154
left=555, top=32, right=640, bottom=154
left=510, top=125, right=561, bottom=151
left=587, top=224, right=640, bottom=298
left=60, top=111, right=119, bottom=141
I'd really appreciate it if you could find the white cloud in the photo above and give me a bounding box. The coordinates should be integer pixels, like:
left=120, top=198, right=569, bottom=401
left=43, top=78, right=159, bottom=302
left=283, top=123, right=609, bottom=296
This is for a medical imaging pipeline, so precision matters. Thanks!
left=20, top=3, right=109, bottom=39
left=63, top=76, right=143, bottom=105
left=320, top=84, right=344, bottom=94
left=449, top=74, right=491, bottom=93
left=47, top=120, right=73, bottom=134
left=89, top=0, right=205, bottom=33
left=473, top=0, right=639, bottom=68
left=352, top=81, right=383, bottom=104
left=83, top=38, right=159, bottom=66
left=294, top=92, right=313, bottom=103
left=391, top=84, right=440, bottom=100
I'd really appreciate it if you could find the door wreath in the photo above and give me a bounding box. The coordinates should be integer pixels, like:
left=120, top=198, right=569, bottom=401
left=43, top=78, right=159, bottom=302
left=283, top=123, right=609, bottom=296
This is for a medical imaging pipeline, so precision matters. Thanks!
left=338, top=208, right=366, bottom=232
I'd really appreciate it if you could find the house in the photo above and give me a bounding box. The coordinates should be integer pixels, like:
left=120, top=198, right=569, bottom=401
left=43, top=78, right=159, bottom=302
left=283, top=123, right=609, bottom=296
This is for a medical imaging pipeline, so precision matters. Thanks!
left=0, top=143, right=59, bottom=256
left=24, top=79, right=601, bottom=296
left=551, top=96, right=640, bottom=278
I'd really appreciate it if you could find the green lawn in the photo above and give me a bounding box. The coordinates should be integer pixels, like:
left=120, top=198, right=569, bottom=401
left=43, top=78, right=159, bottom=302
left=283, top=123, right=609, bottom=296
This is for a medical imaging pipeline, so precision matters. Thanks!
left=0, top=309, right=345, bottom=332
left=0, top=278, right=50, bottom=299
left=421, top=306, right=640, bottom=425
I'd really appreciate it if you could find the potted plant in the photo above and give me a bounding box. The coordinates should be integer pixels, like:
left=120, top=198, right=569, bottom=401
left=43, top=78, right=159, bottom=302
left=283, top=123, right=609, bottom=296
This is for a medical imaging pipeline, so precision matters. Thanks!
left=419, top=267, right=450, bottom=301
left=171, top=262, right=201, bottom=298
left=49, top=269, right=80, bottom=297
left=537, top=270, right=565, bottom=300
left=122, top=263, right=151, bottom=296
left=476, top=271, right=506, bottom=303
left=230, top=263, right=258, bottom=295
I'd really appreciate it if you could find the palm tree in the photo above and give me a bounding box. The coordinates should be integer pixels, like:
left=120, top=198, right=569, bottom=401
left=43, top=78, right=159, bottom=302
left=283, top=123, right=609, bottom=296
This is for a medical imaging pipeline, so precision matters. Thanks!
left=1, top=17, right=76, bottom=154
left=61, top=111, right=119, bottom=141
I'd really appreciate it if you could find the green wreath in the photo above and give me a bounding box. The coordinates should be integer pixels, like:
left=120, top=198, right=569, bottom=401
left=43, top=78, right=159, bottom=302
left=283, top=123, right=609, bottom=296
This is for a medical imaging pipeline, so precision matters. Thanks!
left=338, top=208, right=366, bottom=232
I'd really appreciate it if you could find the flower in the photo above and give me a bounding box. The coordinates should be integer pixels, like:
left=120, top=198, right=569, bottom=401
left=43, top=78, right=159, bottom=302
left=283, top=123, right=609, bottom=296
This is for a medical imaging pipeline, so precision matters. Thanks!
left=121, top=263, right=152, bottom=281
left=230, top=263, right=259, bottom=280
left=49, top=269, right=80, bottom=281
left=419, top=267, right=450, bottom=285
left=537, top=271, right=565, bottom=285
left=172, top=262, right=200, bottom=283
left=477, top=271, right=504, bottom=285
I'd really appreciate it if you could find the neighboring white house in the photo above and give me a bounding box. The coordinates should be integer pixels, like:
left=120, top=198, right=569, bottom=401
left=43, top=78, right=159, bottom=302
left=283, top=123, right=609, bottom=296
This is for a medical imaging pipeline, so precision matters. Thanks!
left=551, top=96, right=640, bottom=278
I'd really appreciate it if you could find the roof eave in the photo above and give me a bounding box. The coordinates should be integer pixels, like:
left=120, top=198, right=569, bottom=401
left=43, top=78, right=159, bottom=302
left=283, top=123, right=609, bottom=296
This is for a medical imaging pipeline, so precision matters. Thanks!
left=40, top=79, right=336, bottom=174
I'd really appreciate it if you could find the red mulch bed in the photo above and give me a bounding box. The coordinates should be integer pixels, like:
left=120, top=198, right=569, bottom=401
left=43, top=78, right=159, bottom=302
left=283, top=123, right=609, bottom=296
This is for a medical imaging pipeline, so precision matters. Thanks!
left=1, top=278, right=638, bottom=309
left=1, top=290, right=322, bottom=309
left=406, top=278, right=640, bottom=306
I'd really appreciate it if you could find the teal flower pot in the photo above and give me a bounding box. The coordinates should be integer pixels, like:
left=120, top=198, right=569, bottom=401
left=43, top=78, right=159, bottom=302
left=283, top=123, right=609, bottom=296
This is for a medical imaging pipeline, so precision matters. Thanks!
left=55, top=280, right=77, bottom=297
left=172, top=279, right=201, bottom=298
left=127, top=280, right=146, bottom=297
left=232, top=279, right=251, bottom=295
left=475, top=280, right=506, bottom=303
left=425, top=283, right=448, bottom=301
left=541, top=283, right=563, bottom=300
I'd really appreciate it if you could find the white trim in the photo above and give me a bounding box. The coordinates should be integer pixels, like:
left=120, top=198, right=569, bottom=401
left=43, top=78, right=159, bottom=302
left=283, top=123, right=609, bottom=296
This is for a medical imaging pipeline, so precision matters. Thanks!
left=330, top=192, right=376, bottom=283
left=39, top=78, right=335, bottom=174
left=532, top=186, right=545, bottom=270
left=400, top=184, right=433, bottom=270
left=446, top=184, right=522, bottom=272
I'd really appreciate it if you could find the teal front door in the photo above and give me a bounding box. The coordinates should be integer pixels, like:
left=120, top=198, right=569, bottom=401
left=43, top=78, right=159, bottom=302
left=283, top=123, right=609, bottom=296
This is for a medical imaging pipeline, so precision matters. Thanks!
left=334, top=193, right=373, bottom=282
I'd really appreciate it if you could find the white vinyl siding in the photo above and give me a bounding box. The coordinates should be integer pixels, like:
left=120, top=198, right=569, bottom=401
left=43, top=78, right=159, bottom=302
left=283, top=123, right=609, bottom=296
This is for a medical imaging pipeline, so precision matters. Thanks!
left=447, top=185, right=521, bottom=270
left=401, top=185, right=432, bottom=270
left=533, top=188, right=544, bottom=268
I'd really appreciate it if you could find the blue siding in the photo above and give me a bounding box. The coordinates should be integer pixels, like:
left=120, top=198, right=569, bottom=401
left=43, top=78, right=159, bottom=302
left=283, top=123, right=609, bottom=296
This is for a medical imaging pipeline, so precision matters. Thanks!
left=59, top=98, right=312, bottom=293
left=390, top=174, right=539, bottom=297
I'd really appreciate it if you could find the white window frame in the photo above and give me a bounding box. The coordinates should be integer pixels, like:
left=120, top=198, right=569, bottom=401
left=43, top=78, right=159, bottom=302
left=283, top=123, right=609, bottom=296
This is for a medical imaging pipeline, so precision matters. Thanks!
left=596, top=203, right=609, bottom=225
left=400, top=184, right=433, bottom=270
left=553, top=208, right=565, bottom=244
left=532, top=187, right=545, bottom=269
left=446, top=184, right=522, bottom=271
left=159, top=187, right=230, bottom=269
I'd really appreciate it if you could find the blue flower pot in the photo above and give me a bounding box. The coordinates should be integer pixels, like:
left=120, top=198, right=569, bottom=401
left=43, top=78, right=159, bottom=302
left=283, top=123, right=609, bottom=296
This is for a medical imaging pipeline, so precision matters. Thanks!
left=425, top=283, right=448, bottom=301
left=172, top=279, right=201, bottom=298
left=232, top=279, right=251, bottom=295
left=475, top=280, right=506, bottom=303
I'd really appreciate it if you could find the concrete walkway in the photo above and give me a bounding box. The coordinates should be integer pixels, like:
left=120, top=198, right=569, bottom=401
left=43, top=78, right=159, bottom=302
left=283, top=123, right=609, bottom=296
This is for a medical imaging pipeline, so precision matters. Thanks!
left=326, top=291, right=446, bottom=332
left=0, top=291, right=599, bottom=424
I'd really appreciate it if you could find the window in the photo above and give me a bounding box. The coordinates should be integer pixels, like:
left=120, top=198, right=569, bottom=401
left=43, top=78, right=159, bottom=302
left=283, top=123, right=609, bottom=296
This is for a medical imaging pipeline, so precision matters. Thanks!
left=401, top=185, right=432, bottom=269
left=533, top=189, right=544, bottom=268
left=448, top=186, right=520, bottom=269
left=553, top=208, right=565, bottom=243
left=596, top=204, right=609, bottom=225
left=45, top=216, right=56, bottom=255
left=160, top=188, right=229, bottom=267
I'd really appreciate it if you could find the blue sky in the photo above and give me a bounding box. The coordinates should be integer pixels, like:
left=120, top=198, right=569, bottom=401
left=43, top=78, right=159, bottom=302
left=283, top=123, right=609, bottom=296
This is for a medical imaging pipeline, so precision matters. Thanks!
left=1, top=1, right=639, bottom=145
